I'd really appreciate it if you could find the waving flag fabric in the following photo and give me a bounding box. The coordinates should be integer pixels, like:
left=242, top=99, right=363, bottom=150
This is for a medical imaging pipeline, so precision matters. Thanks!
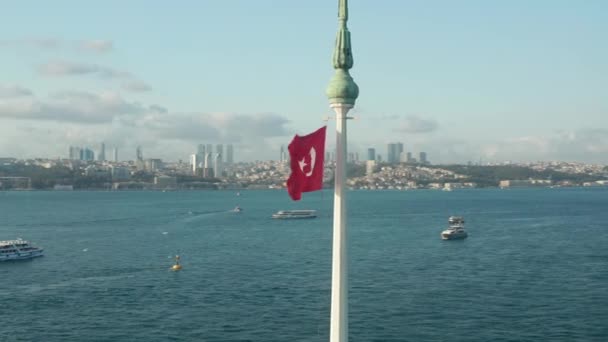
left=286, top=126, right=327, bottom=201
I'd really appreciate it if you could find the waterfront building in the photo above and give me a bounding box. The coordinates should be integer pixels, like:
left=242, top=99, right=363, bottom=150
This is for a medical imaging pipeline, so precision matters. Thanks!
left=365, top=160, right=376, bottom=176
left=110, top=166, right=130, bottom=180
left=154, top=175, right=177, bottom=189
left=499, top=179, right=552, bottom=188
left=144, top=159, right=163, bottom=172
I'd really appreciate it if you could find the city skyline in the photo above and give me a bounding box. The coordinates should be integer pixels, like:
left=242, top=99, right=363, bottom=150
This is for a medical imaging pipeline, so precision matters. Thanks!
left=1, top=1, right=607, bottom=163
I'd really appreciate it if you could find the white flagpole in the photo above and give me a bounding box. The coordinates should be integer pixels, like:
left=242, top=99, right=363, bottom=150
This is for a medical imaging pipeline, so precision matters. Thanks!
left=330, top=103, right=352, bottom=342
left=327, top=1, right=358, bottom=341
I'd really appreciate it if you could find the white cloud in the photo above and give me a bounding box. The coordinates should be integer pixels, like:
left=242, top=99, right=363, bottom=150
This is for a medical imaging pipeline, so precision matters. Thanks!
left=37, top=61, right=151, bottom=93
left=0, top=90, right=149, bottom=123
left=0, top=85, right=33, bottom=98
left=0, top=37, right=61, bottom=49
left=457, top=130, right=608, bottom=164
left=78, top=40, right=113, bottom=53
left=1, top=38, right=113, bottom=53
left=394, top=115, right=438, bottom=134
left=37, top=60, right=131, bottom=78
left=0, top=89, right=293, bottom=161
left=134, top=111, right=291, bottom=143
left=122, top=81, right=152, bottom=92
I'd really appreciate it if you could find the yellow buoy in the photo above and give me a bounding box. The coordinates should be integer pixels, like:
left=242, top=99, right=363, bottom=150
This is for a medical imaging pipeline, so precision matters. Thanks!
left=171, top=255, right=182, bottom=271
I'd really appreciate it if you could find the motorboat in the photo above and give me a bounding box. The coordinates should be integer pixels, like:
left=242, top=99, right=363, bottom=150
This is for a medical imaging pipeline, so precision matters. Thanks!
left=441, top=216, right=468, bottom=240
left=272, top=210, right=317, bottom=219
left=0, top=239, right=44, bottom=261
left=233, top=206, right=243, bottom=212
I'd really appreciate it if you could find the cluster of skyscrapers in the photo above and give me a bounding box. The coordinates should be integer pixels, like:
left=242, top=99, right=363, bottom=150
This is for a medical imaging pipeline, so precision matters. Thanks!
left=68, top=140, right=426, bottom=173
left=280, top=143, right=428, bottom=165
left=367, top=143, right=429, bottom=164
left=190, top=144, right=234, bottom=177
left=69, top=143, right=119, bottom=162
left=68, top=142, right=237, bottom=177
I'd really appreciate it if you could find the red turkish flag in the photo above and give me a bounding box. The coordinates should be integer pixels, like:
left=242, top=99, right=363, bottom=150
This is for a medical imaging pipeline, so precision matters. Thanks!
left=286, top=126, right=327, bottom=201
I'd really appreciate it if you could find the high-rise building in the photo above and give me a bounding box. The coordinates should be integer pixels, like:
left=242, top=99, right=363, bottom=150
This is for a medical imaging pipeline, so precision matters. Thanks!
left=216, top=144, right=224, bottom=163
left=136, top=146, right=143, bottom=161
left=135, top=146, right=144, bottom=170
left=347, top=152, right=355, bottom=163
left=419, top=152, right=428, bottom=164
left=406, top=152, right=413, bottom=163
left=203, top=153, right=212, bottom=177
left=280, top=145, right=286, bottom=162
left=367, top=148, right=375, bottom=161
left=98, top=143, right=106, bottom=161
left=69, top=146, right=82, bottom=160
left=197, top=144, right=205, bottom=155
left=190, top=154, right=199, bottom=175
left=81, top=148, right=95, bottom=161
left=203, top=153, right=211, bottom=168
left=214, top=153, right=222, bottom=178
left=113, top=147, right=118, bottom=162
left=226, top=144, right=234, bottom=164
left=206, top=144, right=213, bottom=156
left=387, top=142, right=405, bottom=163
left=387, top=143, right=397, bottom=163
left=397, top=143, right=404, bottom=163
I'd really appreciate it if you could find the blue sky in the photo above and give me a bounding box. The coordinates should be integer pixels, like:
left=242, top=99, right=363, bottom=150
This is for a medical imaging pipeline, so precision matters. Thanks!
left=1, top=0, right=607, bottom=163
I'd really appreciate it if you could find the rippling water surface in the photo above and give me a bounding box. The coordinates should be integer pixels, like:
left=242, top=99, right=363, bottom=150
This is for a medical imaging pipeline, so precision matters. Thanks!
left=1, top=188, right=607, bottom=341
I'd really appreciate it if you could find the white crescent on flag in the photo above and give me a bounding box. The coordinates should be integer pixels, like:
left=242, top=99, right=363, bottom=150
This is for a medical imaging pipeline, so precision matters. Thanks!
left=298, top=147, right=316, bottom=177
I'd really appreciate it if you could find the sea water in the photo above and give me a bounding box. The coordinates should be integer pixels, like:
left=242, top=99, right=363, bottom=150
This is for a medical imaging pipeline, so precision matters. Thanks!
left=1, top=188, right=607, bottom=341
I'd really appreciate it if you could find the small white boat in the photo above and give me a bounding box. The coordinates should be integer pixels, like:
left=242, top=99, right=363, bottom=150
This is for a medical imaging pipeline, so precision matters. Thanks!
left=233, top=206, right=243, bottom=212
left=441, top=216, right=468, bottom=240
left=272, top=210, right=317, bottom=219
left=0, top=239, right=44, bottom=261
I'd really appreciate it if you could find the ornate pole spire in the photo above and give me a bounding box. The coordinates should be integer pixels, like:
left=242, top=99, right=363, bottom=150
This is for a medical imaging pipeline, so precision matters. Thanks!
left=327, top=1, right=358, bottom=342
left=327, top=0, right=359, bottom=105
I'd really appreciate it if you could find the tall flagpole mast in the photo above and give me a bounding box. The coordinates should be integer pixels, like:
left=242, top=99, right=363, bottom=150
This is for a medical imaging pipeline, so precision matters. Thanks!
left=326, top=0, right=359, bottom=341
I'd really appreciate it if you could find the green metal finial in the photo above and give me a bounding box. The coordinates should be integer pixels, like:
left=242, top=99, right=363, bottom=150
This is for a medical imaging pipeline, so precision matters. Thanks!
left=326, top=0, right=359, bottom=105
left=339, top=0, right=348, bottom=21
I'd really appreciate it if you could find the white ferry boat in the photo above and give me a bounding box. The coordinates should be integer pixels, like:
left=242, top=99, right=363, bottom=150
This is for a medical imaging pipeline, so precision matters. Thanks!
left=441, top=216, right=468, bottom=240
left=272, top=210, right=317, bottom=219
left=0, top=239, right=44, bottom=261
